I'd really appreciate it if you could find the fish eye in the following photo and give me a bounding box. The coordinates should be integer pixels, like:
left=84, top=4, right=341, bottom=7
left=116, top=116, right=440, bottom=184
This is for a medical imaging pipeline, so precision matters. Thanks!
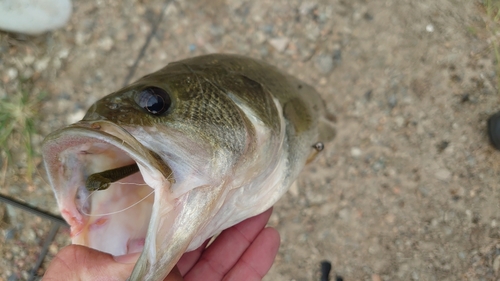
left=137, top=87, right=171, bottom=115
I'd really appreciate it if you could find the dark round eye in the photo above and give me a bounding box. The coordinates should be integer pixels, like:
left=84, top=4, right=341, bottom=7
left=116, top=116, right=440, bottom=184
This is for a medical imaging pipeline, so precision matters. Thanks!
left=137, top=87, right=171, bottom=115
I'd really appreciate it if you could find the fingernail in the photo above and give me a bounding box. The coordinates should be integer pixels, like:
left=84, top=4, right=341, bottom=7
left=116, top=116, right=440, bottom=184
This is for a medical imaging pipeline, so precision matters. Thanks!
left=113, top=252, right=141, bottom=264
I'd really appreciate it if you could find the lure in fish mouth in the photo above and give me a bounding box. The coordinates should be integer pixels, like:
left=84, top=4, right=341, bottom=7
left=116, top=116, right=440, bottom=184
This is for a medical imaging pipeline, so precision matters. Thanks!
left=42, top=54, right=336, bottom=280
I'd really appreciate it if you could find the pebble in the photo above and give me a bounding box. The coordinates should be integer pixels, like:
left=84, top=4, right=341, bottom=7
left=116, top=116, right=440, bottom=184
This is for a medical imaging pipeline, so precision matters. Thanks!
left=418, top=186, right=429, bottom=196
left=34, top=57, right=50, bottom=72
left=66, top=109, right=86, bottom=124
left=75, top=31, right=88, bottom=46
left=388, top=94, right=398, bottom=109
left=338, top=208, right=350, bottom=220
left=7, top=68, right=18, bottom=81
left=98, top=37, right=114, bottom=51
left=395, top=116, right=405, bottom=127
left=435, top=169, right=451, bottom=181
left=24, top=228, right=36, bottom=242
left=268, top=37, right=289, bottom=53
left=253, top=31, right=266, bottom=44
left=351, top=147, right=362, bottom=157
left=4, top=228, right=16, bottom=241
left=315, top=54, right=334, bottom=74
left=49, top=244, right=59, bottom=255
left=458, top=252, right=466, bottom=260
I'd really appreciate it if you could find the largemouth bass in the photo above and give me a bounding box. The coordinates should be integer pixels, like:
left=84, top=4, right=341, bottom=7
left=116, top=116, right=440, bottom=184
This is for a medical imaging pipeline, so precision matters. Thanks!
left=42, top=54, right=335, bottom=280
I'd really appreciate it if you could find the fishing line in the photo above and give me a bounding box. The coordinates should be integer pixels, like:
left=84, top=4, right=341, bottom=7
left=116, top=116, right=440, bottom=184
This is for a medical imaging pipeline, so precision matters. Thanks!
left=82, top=187, right=155, bottom=217
left=81, top=170, right=173, bottom=217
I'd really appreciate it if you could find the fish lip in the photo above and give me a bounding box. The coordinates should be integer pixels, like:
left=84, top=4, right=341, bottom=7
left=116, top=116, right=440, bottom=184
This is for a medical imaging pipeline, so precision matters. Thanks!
left=42, top=120, right=173, bottom=185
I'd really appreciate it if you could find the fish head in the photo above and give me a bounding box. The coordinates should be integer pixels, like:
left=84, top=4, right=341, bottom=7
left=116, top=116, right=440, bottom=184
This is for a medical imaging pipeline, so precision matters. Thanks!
left=42, top=65, right=250, bottom=280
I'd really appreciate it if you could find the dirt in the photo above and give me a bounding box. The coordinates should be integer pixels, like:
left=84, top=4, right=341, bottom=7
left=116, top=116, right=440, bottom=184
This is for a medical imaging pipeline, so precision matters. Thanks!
left=0, top=0, right=499, bottom=280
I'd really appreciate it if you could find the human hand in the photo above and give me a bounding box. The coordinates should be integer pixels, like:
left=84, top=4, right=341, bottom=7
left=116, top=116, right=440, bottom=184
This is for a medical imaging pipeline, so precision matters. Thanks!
left=43, top=208, right=280, bottom=281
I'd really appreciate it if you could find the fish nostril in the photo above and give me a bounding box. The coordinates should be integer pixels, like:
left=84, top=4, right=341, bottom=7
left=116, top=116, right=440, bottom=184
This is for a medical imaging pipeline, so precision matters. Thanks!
left=108, top=103, right=119, bottom=110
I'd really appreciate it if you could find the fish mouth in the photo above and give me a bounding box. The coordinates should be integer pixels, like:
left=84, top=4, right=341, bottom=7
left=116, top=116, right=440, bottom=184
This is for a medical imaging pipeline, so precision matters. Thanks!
left=42, top=120, right=173, bottom=257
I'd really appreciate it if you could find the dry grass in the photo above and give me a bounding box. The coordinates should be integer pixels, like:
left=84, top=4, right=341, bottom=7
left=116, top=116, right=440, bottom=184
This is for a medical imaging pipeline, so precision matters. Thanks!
left=0, top=79, right=45, bottom=185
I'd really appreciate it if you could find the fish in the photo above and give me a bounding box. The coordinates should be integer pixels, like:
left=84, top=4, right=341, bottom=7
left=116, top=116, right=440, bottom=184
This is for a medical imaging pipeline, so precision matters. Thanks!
left=42, top=54, right=336, bottom=280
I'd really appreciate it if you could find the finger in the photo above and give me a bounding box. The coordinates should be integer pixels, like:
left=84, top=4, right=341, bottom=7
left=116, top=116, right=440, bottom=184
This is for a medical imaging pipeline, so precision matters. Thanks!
left=163, top=266, right=184, bottom=281
left=184, top=208, right=274, bottom=281
left=222, top=227, right=280, bottom=281
left=177, top=240, right=210, bottom=275
left=43, top=245, right=135, bottom=281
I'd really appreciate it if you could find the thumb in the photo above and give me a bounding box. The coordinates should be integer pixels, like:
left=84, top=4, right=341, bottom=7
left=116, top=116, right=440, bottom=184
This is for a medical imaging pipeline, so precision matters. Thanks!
left=43, top=245, right=135, bottom=281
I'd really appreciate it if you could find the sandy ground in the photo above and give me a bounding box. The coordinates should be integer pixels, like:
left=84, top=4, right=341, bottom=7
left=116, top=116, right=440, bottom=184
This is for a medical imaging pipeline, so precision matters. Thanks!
left=1, top=0, right=499, bottom=280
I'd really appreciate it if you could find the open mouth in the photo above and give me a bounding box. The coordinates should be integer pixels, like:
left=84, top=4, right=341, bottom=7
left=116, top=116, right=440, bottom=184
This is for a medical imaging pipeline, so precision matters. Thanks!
left=42, top=121, right=172, bottom=256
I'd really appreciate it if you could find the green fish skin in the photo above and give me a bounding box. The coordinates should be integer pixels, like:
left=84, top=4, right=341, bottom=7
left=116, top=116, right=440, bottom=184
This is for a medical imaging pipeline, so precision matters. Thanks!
left=42, top=54, right=335, bottom=281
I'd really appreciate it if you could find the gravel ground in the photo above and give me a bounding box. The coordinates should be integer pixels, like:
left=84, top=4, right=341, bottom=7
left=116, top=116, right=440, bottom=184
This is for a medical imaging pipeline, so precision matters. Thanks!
left=1, top=0, right=499, bottom=280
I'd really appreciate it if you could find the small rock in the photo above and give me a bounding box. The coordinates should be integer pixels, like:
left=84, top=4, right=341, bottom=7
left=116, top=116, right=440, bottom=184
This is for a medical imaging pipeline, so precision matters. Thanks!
left=262, top=24, right=274, bottom=34
left=435, top=169, right=451, bottom=181
left=338, top=208, right=349, bottom=220
left=315, top=54, right=333, bottom=74
left=268, top=37, right=289, bottom=53
left=254, top=31, right=266, bottom=44
left=209, top=24, right=225, bottom=37
left=7, top=68, right=17, bottom=80
left=372, top=274, right=382, bottom=281
left=351, top=147, right=362, bottom=157
left=426, top=24, right=434, bottom=33
left=34, top=57, right=50, bottom=72
left=372, top=159, right=385, bottom=171
left=388, top=94, right=397, bottom=109
left=58, top=48, right=70, bottom=59
left=98, top=36, right=114, bottom=51
left=49, top=244, right=59, bottom=255
left=458, top=252, right=466, bottom=260
left=4, top=228, right=16, bottom=241
left=75, top=31, right=88, bottom=46
left=66, top=109, right=86, bottom=124
left=165, top=3, right=178, bottom=16
left=0, top=0, right=72, bottom=35
left=395, top=116, right=405, bottom=127
left=418, top=186, right=429, bottom=197
left=24, top=228, right=36, bottom=242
